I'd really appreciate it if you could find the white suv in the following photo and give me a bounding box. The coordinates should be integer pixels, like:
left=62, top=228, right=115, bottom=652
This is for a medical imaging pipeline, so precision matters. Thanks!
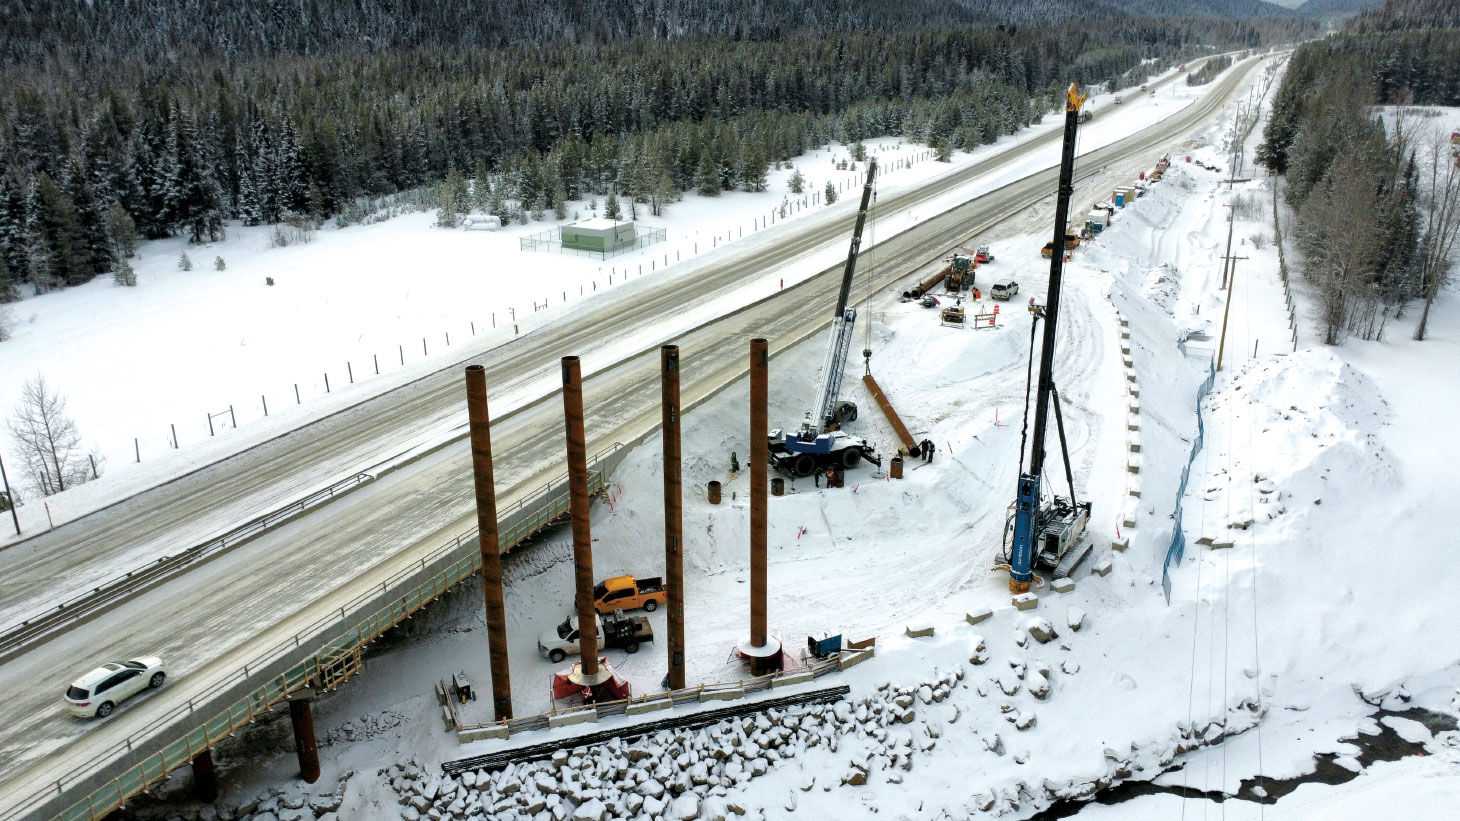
left=991, top=279, right=1019, bottom=300
left=64, top=657, right=167, bottom=718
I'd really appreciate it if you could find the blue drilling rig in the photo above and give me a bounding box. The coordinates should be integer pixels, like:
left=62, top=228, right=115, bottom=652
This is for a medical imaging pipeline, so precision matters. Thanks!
left=1007, top=85, right=1095, bottom=593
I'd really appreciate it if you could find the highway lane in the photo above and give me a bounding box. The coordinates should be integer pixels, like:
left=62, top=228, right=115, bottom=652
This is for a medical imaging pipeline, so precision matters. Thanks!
left=0, top=58, right=1261, bottom=817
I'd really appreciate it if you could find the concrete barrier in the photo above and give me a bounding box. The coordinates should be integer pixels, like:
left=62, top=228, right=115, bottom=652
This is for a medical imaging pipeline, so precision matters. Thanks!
left=626, top=698, right=674, bottom=716
left=699, top=688, right=746, bottom=703
left=1093, top=559, right=1113, bottom=577
left=1051, top=578, right=1076, bottom=594
left=548, top=709, right=598, bottom=729
left=905, top=624, right=935, bottom=638
left=1111, top=536, right=1130, bottom=552
left=772, top=670, right=815, bottom=688
left=838, top=648, right=875, bottom=671
left=1013, top=593, right=1039, bottom=611
left=459, top=724, right=510, bottom=742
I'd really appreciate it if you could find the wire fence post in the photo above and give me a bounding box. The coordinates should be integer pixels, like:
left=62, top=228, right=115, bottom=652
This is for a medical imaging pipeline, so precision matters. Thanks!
left=399, top=345, right=405, bottom=366
left=295, top=384, right=301, bottom=404
left=171, top=423, right=178, bottom=448
left=135, top=438, right=140, bottom=463
left=262, top=395, right=268, bottom=417
left=208, top=413, right=215, bottom=437
left=230, top=405, right=236, bottom=428
left=348, top=362, right=354, bottom=384
left=374, top=354, right=379, bottom=375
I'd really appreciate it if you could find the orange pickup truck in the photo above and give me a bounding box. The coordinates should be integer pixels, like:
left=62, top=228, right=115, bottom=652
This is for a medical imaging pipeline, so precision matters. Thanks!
left=593, top=576, right=667, bottom=613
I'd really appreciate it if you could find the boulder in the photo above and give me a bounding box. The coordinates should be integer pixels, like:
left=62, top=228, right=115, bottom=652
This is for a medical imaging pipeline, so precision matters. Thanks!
left=1066, top=608, right=1086, bottom=632
left=1026, top=617, right=1058, bottom=644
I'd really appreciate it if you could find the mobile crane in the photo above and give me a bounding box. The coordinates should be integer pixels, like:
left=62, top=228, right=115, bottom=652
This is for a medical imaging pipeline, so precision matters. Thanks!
left=1007, top=84, right=1095, bottom=591
left=768, top=157, right=882, bottom=478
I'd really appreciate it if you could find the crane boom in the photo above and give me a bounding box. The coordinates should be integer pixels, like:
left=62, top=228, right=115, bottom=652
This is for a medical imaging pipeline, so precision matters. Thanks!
left=810, top=157, right=877, bottom=431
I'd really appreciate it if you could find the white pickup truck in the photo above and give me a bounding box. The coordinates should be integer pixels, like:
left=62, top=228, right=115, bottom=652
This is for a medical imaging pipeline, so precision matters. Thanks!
left=538, top=611, right=653, bottom=663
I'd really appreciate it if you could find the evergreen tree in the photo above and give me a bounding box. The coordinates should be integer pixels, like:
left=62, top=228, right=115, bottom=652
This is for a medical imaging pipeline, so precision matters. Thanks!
left=694, top=147, right=719, bottom=197
left=31, top=173, right=90, bottom=287
left=788, top=169, right=805, bottom=194
left=604, top=190, right=622, bottom=220
left=823, top=180, right=837, bottom=205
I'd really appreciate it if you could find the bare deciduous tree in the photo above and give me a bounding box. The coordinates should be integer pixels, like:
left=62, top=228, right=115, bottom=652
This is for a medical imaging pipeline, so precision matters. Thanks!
left=6, top=375, right=95, bottom=496
left=1413, top=128, right=1460, bottom=341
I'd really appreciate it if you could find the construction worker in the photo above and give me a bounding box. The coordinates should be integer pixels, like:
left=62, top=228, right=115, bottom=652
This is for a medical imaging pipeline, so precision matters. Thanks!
left=730, top=452, right=739, bottom=474
left=825, top=467, right=836, bottom=488
left=814, top=468, right=821, bottom=488
left=926, top=440, right=937, bottom=463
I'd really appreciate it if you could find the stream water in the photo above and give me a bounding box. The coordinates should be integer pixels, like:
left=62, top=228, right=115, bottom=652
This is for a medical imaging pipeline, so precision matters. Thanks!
left=1032, top=706, right=1457, bottom=819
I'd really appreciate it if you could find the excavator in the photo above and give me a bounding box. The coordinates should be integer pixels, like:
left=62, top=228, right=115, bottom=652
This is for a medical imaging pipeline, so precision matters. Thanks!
left=768, top=158, right=882, bottom=478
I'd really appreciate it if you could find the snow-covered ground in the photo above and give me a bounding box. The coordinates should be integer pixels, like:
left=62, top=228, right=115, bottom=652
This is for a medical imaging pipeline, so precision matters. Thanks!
left=39, top=60, right=1442, bottom=818
left=0, top=62, right=1210, bottom=540
left=96, top=61, right=1460, bottom=821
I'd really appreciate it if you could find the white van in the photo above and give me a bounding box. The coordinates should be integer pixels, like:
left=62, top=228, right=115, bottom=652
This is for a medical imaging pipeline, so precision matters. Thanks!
left=990, top=279, right=1019, bottom=300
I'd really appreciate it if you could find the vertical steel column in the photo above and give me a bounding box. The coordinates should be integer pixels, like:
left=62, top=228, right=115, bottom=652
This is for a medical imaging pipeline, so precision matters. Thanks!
left=191, top=749, right=218, bottom=803
left=289, top=696, right=320, bottom=784
left=749, top=338, right=769, bottom=648
left=562, top=356, right=598, bottom=676
left=661, top=346, right=686, bottom=690
left=465, top=364, right=512, bottom=721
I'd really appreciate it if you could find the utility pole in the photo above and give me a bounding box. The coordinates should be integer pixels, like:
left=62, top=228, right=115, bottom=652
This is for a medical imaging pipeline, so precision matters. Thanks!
left=1220, top=202, right=1238, bottom=288
left=1216, top=254, right=1248, bottom=372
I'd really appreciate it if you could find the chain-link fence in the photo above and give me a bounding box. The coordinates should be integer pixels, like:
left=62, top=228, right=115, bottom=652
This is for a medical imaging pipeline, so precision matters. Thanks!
left=519, top=225, right=667, bottom=260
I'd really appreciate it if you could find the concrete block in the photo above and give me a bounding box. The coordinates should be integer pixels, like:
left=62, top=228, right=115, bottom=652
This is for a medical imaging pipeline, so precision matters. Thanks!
left=839, top=648, right=875, bottom=671
left=442, top=706, right=454, bottom=730
left=1121, top=343, right=1131, bottom=355
left=1122, top=356, right=1134, bottom=369
left=1206, top=541, right=1235, bottom=550
left=699, top=688, right=746, bottom=703
left=1195, top=536, right=1214, bottom=546
left=1122, top=513, right=1137, bottom=529
left=1129, top=385, right=1141, bottom=399
left=626, top=698, right=674, bottom=716
left=1013, top=593, right=1039, bottom=611
left=1126, top=458, right=1141, bottom=475
left=772, top=670, right=815, bottom=688
left=1126, top=414, right=1140, bottom=432
left=1126, top=371, right=1137, bottom=383
left=458, top=724, right=510, bottom=743
left=1128, top=485, right=1141, bottom=499
left=549, top=709, right=598, bottom=729
left=965, top=607, right=994, bottom=625
left=1128, top=437, right=1141, bottom=454
left=1129, top=399, right=1141, bottom=415
left=1112, top=537, right=1130, bottom=552
left=1051, top=578, right=1076, bottom=594
left=1119, top=317, right=1130, bottom=328
left=906, top=624, right=935, bottom=638
left=1093, top=560, right=1113, bottom=577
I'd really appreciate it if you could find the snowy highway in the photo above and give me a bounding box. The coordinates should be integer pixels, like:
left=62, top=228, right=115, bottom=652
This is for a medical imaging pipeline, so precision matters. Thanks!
left=0, top=58, right=1264, bottom=819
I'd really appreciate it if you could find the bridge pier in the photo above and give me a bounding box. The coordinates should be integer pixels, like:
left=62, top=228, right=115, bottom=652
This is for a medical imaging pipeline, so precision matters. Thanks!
left=290, top=691, right=321, bottom=784
left=191, top=748, right=219, bottom=803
